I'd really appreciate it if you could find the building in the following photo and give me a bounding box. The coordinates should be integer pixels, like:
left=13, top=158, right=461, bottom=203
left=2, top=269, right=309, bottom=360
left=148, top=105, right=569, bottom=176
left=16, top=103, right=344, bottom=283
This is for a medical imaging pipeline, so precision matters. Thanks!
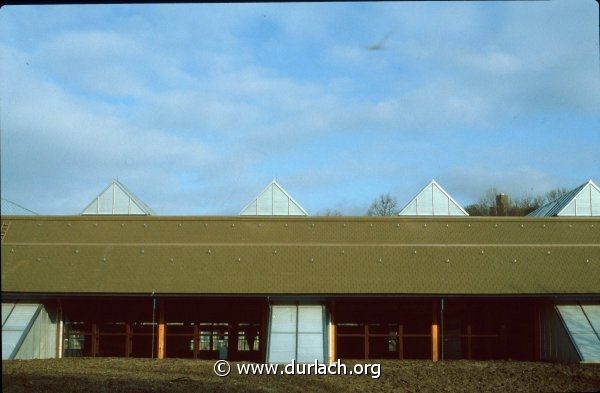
left=528, top=180, right=600, bottom=217
left=398, top=180, right=468, bottom=216
left=2, top=215, right=599, bottom=363
left=239, top=180, right=308, bottom=216
left=81, top=180, right=154, bottom=216
left=1, top=180, right=599, bottom=363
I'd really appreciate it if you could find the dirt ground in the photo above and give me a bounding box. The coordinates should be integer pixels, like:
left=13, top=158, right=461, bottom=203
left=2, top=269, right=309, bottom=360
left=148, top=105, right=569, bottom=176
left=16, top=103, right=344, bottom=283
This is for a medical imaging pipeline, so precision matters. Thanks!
left=3, top=358, right=600, bottom=393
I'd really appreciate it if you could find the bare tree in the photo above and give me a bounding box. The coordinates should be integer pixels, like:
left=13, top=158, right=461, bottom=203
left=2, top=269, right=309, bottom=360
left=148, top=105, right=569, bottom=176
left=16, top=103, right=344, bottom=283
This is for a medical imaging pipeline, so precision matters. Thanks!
left=544, top=187, right=569, bottom=204
left=318, top=208, right=343, bottom=216
left=509, top=194, right=544, bottom=216
left=465, top=186, right=568, bottom=216
left=366, top=193, right=399, bottom=216
left=465, top=187, right=498, bottom=216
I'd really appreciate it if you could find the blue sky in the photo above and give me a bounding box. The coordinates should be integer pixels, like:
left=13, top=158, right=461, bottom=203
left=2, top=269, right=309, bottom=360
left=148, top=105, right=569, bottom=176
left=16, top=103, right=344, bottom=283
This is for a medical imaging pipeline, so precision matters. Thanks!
left=1, top=1, right=599, bottom=215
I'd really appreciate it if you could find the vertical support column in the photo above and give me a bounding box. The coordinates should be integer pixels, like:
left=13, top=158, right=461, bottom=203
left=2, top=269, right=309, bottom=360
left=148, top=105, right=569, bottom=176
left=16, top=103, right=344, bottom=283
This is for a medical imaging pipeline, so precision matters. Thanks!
left=125, top=323, right=132, bottom=358
left=432, top=299, right=440, bottom=362
left=91, top=323, right=98, bottom=357
left=157, top=299, right=166, bottom=359
left=193, top=324, right=199, bottom=359
left=260, top=300, right=269, bottom=362
left=56, top=300, right=63, bottom=358
left=328, top=300, right=337, bottom=363
left=229, top=322, right=238, bottom=360
left=533, top=304, right=541, bottom=361
left=364, top=324, right=370, bottom=360
left=467, top=324, right=472, bottom=359
left=398, top=324, right=404, bottom=360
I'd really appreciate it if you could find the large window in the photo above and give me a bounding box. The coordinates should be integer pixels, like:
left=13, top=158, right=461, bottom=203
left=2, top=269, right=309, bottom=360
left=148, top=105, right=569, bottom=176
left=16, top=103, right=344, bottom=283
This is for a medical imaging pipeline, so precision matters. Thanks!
left=268, top=305, right=325, bottom=363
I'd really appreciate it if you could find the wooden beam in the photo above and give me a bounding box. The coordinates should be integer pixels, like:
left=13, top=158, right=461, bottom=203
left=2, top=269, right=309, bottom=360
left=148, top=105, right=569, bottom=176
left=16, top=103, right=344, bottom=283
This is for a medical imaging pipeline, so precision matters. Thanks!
left=157, top=299, right=166, bottom=359
left=193, top=324, right=199, bottom=359
left=467, top=324, right=472, bottom=360
left=533, top=305, right=541, bottom=361
left=398, top=324, right=404, bottom=360
left=91, top=323, right=98, bottom=357
left=55, top=301, right=62, bottom=358
left=260, top=301, right=269, bottom=362
left=329, top=300, right=337, bottom=363
left=364, top=324, right=369, bottom=360
left=432, top=300, right=440, bottom=362
left=125, top=323, right=132, bottom=358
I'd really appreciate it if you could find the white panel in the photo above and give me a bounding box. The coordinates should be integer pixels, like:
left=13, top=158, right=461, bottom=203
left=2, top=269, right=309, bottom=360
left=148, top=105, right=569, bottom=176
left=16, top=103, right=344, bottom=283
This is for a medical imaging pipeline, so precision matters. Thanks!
left=298, top=306, right=324, bottom=333
left=113, top=185, right=131, bottom=214
left=268, top=305, right=298, bottom=363
left=257, top=189, right=273, bottom=215
left=416, top=187, right=433, bottom=215
left=240, top=201, right=257, bottom=215
left=557, top=304, right=600, bottom=361
left=575, top=189, right=591, bottom=216
left=81, top=201, right=98, bottom=215
left=559, top=305, right=592, bottom=333
left=297, top=333, right=324, bottom=362
left=2, top=303, right=15, bottom=326
left=296, top=305, right=325, bottom=362
left=591, top=186, right=600, bottom=216
left=582, top=305, right=600, bottom=335
left=268, top=333, right=296, bottom=363
left=449, top=202, right=466, bottom=216
left=432, top=185, right=449, bottom=215
left=3, top=304, right=39, bottom=330
left=571, top=334, right=600, bottom=360
left=129, top=202, right=145, bottom=215
left=97, top=185, right=114, bottom=214
left=240, top=181, right=307, bottom=216
left=2, top=331, right=21, bottom=359
left=559, top=200, right=576, bottom=216
left=272, top=186, right=289, bottom=215
left=271, top=306, right=297, bottom=332
left=268, top=305, right=325, bottom=363
left=399, top=200, right=417, bottom=215
left=288, top=202, right=306, bottom=216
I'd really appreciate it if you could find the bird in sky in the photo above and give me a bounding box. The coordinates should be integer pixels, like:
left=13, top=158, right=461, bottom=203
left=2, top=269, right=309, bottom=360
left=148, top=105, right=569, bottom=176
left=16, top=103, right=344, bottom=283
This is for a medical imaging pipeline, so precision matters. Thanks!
left=365, top=30, right=396, bottom=51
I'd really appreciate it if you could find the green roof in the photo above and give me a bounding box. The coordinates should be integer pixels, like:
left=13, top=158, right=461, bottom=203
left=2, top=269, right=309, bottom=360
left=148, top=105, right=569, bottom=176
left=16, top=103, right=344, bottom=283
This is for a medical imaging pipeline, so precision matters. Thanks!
left=1, top=216, right=599, bottom=296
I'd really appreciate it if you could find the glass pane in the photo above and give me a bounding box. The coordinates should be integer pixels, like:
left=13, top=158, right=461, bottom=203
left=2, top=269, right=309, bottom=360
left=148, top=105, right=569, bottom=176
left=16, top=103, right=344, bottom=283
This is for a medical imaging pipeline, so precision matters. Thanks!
left=268, top=333, right=296, bottom=363
left=271, top=306, right=297, bottom=333
left=298, top=305, right=323, bottom=333
left=297, top=333, right=324, bottom=362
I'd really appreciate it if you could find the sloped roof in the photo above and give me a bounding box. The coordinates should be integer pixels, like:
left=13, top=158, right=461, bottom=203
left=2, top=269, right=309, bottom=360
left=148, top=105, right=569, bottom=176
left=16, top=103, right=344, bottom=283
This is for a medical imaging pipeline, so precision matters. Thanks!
left=0, top=198, right=37, bottom=216
left=2, top=216, right=598, bottom=296
left=81, top=180, right=154, bottom=215
left=240, top=180, right=308, bottom=216
left=399, top=180, right=468, bottom=216
left=528, top=180, right=600, bottom=217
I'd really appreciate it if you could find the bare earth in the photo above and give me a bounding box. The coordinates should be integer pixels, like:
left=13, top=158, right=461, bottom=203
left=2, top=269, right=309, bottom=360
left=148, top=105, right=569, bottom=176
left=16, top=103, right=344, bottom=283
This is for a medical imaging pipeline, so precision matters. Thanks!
left=3, top=358, right=600, bottom=393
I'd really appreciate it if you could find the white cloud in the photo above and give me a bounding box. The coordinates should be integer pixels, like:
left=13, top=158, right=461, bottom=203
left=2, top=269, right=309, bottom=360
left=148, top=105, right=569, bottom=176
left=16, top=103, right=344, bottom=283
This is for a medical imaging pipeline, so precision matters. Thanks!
left=1, top=2, right=598, bottom=215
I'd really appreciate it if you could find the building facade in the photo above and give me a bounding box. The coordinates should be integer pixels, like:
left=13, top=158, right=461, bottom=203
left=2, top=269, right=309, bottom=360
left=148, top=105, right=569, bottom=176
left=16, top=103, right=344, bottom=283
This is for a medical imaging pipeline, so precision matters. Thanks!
left=2, top=215, right=599, bottom=363
left=2, top=180, right=599, bottom=363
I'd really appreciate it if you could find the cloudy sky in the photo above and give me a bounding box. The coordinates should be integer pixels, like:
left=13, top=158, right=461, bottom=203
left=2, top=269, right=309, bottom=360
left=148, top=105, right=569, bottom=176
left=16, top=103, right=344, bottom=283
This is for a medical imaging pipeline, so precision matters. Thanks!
left=1, top=1, right=599, bottom=215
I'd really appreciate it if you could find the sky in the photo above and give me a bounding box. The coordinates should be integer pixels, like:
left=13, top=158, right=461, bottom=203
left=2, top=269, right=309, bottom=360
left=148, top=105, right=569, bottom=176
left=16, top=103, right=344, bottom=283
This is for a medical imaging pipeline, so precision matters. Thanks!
left=0, top=1, right=599, bottom=215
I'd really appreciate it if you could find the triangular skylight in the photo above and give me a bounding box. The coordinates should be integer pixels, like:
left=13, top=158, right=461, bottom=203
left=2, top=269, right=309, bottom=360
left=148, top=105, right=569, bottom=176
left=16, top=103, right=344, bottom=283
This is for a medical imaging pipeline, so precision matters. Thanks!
left=81, top=180, right=154, bottom=215
left=240, top=180, right=308, bottom=216
left=528, top=180, right=600, bottom=217
left=0, top=198, right=38, bottom=215
left=399, top=179, right=468, bottom=216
